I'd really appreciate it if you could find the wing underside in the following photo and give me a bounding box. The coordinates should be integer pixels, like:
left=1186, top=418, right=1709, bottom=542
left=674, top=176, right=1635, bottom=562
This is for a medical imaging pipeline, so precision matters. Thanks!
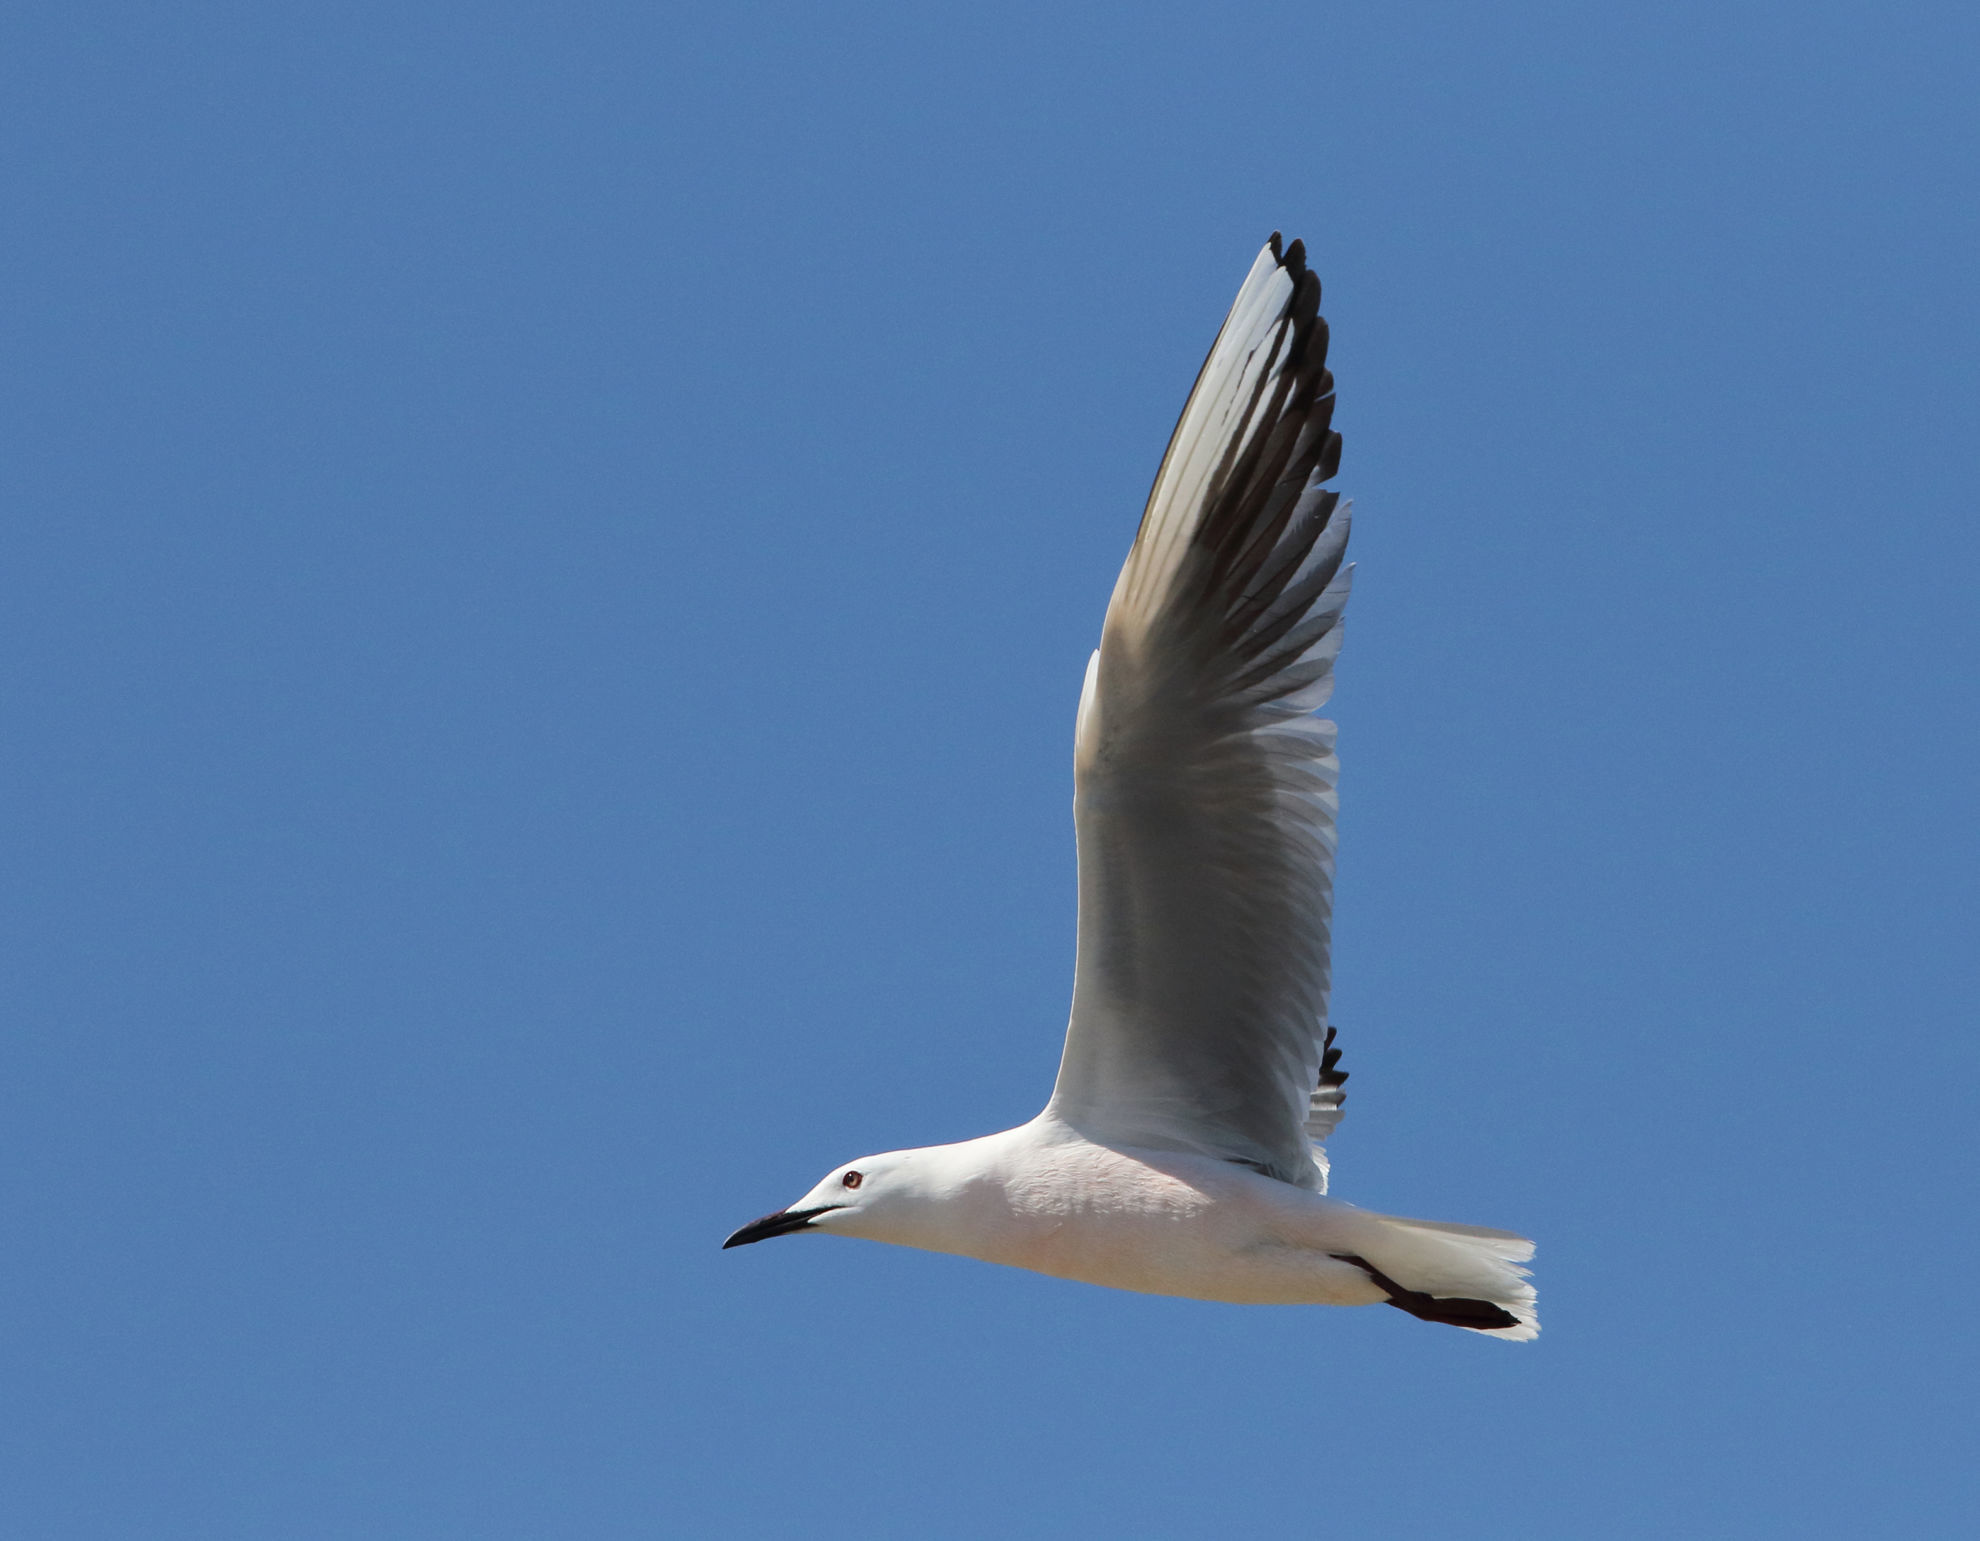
left=1049, top=236, right=1353, bottom=1189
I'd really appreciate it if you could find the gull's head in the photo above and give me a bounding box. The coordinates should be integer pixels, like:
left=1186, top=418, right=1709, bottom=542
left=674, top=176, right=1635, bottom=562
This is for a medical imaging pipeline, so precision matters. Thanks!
left=722, top=1149, right=935, bottom=1251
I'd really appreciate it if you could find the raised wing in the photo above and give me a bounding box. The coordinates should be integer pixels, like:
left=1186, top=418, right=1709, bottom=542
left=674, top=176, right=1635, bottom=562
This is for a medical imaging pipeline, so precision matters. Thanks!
left=1047, top=235, right=1352, bottom=1190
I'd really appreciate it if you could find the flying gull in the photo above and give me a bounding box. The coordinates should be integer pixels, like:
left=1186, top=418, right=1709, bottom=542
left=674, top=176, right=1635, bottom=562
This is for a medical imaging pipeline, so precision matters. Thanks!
left=724, top=235, right=1538, bottom=1339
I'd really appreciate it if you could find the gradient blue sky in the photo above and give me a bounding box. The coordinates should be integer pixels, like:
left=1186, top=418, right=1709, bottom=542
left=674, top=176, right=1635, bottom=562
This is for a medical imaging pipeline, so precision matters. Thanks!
left=4, top=4, right=1976, bottom=1536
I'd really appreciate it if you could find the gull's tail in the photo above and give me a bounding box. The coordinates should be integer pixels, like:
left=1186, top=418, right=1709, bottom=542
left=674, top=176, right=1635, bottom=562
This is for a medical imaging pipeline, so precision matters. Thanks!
left=1332, top=1211, right=1538, bottom=1341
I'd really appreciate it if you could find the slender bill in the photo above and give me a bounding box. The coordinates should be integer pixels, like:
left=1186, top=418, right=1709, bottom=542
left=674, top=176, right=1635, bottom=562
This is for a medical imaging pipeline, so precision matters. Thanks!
left=721, top=1205, right=842, bottom=1249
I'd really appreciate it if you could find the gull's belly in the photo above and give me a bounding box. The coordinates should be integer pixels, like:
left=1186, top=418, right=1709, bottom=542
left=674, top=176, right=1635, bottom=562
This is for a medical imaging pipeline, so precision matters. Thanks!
left=957, top=1142, right=1382, bottom=1307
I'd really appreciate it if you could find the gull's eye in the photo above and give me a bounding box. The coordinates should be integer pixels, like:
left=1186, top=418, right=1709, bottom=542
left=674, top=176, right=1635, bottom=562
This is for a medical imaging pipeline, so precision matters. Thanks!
left=841, top=1170, right=863, bottom=1190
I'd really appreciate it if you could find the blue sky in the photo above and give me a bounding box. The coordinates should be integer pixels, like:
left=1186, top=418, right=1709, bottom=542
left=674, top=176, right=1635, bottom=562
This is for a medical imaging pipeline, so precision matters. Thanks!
left=3, top=3, right=1976, bottom=1536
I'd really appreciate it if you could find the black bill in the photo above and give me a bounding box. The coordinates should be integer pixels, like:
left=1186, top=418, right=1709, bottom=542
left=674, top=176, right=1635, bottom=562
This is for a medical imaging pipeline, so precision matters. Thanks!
left=721, top=1205, right=841, bottom=1249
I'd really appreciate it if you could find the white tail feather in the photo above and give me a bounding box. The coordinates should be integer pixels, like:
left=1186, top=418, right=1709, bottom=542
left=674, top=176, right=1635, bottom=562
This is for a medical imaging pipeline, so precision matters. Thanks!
left=1337, top=1208, right=1540, bottom=1341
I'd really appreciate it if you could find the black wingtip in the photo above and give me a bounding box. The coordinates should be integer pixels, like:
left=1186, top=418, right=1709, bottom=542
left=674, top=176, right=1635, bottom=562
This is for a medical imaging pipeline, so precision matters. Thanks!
left=1267, top=232, right=1311, bottom=282
left=1317, top=1024, right=1347, bottom=1088
left=1316, top=429, right=1343, bottom=483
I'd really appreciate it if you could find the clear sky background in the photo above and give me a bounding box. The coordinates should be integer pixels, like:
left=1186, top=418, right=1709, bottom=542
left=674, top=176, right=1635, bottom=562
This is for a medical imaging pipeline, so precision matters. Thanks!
left=3, top=3, right=1976, bottom=1536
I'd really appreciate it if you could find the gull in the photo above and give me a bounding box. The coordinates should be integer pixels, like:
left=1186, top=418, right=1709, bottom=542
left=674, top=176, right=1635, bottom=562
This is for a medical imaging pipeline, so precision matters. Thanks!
left=724, top=235, right=1538, bottom=1339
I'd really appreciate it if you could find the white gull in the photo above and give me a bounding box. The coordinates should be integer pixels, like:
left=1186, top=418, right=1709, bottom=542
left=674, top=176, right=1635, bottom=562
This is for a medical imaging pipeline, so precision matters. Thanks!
left=725, top=235, right=1538, bottom=1339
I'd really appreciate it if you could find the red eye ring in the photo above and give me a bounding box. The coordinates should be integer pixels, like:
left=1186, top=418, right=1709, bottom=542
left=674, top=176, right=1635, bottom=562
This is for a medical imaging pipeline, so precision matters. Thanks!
left=841, top=1170, right=863, bottom=1189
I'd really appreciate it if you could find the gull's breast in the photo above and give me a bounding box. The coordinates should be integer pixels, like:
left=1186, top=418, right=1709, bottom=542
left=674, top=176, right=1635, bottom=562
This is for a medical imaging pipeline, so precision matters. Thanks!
left=960, top=1133, right=1381, bottom=1307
